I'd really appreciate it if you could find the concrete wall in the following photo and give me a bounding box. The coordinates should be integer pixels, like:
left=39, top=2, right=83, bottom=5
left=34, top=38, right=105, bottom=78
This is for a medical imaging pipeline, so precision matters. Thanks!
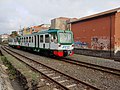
left=74, top=48, right=114, bottom=58
left=74, top=48, right=120, bottom=62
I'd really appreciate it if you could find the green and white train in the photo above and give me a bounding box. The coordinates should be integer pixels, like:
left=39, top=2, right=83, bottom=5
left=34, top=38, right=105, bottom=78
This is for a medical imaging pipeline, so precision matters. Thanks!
left=9, top=29, right=74, bottom=57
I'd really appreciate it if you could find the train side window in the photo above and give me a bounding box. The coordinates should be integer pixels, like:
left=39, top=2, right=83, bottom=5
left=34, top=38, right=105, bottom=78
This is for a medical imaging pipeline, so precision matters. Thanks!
left=25, top=37, right=26, bottom=42
left=19, top=38, right=21, bottom=42
left=29, top=37, right=31, bottom=43
left=27, top=37, right=28, bottom=42
left=16, top=37, right=18, bottom=41
left=32, top=37, right=33, bottom=43
left=22, top=38, right=23, bottom=42
left=14, top=38, right=17, bottom=42
left=24, top=37, right=25, bottom=42
left=24, top=37, right=26, bottom=42
left=21, top=38, right=22, bottom=43
left=39, top=35, right=40, bottom=42
left=26, top=37, right=28, bottom=42
left=51, top=34, right=57, bottom=43
left=20, top=38, right=21, bottom=42
left=45, top=34, right=49, bottom=43
left=40, top=35, right=43, bottom=42
left=24, top=37, right=26, bottom=43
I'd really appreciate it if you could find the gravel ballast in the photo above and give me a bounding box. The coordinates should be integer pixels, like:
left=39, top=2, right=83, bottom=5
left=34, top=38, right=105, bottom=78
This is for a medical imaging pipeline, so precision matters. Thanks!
left=1, top=48, right=57, bottom=90
left=6, top=47, right=120, bottom=90
left=68, top=54, right=120, bottom=70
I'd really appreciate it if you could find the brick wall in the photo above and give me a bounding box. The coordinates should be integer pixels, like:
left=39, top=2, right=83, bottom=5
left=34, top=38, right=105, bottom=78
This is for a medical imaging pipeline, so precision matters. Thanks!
left=71, top=14, right=115, bottom=50
left=115, top=12, right=120, bottom=54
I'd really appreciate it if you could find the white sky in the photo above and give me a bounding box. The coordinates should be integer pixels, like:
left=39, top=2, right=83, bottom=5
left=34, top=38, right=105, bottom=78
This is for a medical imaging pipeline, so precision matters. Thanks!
left=0, top=0, right=120, bottom=34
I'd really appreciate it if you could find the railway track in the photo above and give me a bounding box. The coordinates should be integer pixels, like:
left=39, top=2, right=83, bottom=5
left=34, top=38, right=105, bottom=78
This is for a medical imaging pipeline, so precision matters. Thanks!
left=35, top=48, right=120, bottom=76
left=60, top=57, right=120, bottom=76
left=3, top=46, right=120, bottom=76
left=1, top=46, right=99, bottom=90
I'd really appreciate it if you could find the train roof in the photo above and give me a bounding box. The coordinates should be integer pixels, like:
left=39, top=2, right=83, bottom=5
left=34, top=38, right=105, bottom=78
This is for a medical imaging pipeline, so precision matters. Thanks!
left=20, top=29, right=72, bottom=37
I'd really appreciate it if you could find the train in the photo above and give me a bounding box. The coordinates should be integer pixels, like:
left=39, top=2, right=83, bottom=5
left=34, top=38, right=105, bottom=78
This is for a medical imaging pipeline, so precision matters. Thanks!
left=8, top=29, right=74, bottom=57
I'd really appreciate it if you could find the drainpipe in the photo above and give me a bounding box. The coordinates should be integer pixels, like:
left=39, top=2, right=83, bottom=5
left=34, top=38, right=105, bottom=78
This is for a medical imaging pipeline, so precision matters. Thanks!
left=110, top=15, right=112, bottom=58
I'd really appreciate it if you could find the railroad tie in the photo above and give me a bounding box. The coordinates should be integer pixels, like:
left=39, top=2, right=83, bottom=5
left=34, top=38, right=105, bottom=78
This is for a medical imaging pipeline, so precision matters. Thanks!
left=66, top=84, right=76, bottom=88
left=46, top=73, right=54, bottom=76
left=58, top=80, right=68, bottom=83
left=38, top=67, right=43, bottom=69
left=42, top=71, right=53, bottom=74
left=52, top=76, right=60, bottom=79
left=39, top=69, right=46, bottom=71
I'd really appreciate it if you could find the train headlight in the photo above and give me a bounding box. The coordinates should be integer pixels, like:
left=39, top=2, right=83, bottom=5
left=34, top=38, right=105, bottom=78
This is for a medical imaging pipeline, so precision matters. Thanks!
left=59, top=44, right=61, bottom=47
left=72, top=44, right=74, bottom=47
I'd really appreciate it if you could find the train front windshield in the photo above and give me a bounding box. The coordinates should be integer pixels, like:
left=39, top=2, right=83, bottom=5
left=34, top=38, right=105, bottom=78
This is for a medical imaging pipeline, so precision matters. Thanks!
left=59, top=32, right=72, bottom=43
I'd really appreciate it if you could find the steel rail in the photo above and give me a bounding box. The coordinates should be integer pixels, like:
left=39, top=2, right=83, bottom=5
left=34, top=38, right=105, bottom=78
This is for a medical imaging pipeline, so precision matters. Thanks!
left=60, top=57, right=120, bottom=76
left=2, top=46, right=99, bottom=90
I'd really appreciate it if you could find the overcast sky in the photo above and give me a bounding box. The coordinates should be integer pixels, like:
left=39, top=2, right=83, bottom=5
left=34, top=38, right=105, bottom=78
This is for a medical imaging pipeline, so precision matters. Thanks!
left=0, top=0, right=120, bottom=34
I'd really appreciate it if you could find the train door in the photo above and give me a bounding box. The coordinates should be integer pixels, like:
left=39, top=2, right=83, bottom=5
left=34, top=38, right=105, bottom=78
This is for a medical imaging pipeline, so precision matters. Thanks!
left=45, top=34, right=50, bottom=49
left=50, top=33, right=58, bottom=49
left=40, top=35, right=43, bottom=48
left=34, top=35, right=36, bottom=47
left=37, top=35, right=39, bottom=48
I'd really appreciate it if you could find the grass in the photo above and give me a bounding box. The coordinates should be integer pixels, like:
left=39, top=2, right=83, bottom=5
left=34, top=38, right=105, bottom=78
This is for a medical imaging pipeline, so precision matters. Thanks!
left=0, top=53, right=40, bottom=82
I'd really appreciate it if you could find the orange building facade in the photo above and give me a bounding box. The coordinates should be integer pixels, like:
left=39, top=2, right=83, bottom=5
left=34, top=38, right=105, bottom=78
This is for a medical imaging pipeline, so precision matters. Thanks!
left=19, top=24, right=50, bottom=36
